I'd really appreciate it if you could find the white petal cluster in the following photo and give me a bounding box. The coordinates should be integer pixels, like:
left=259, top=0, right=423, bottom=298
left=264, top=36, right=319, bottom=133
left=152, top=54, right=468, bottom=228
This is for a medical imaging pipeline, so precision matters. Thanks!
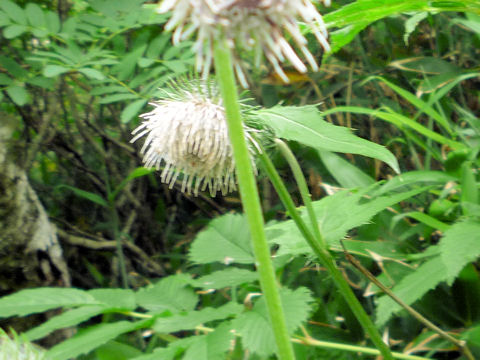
left=158, top=0, right=330, bottom=86
left=131, top=82, right=256, bottom=196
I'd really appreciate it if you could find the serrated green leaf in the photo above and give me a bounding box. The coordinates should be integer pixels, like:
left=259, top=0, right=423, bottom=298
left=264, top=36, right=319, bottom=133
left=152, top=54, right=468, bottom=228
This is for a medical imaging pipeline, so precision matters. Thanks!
left=440, top=220, right=480, bottom=285
left=376, top=256, right=447, bottom=326
left=25, top=3, right=45, bottom=28
left=6, top=84, right=29, bottom=105
left=154, top=302, right=242, bottom=333
left=234, top=310, right=272, bottom=356
left=256, top=105, right=399, bottom=173
left=25, top=305, right=105, bottom=341
left=267, top=185, right=429, bottom=256
left=121, top=99, right=147, bottom=123
left=78, top=67, right=105, bottom=80
left=193, top=268, right=258, bottom=289
left=47, top=320, right=149, bottom=360
left=43, top=65, right=70, bottom=78
left=0, top=288, right=98, bottom=318
left=0, top=0, right=27, bottom=25
left=88, top=288, right=136, bottom=310
left=183, top=322, right=234, bottom=360
left=233, top=287, right=313, bottom=357
left=3, top=24, right=27, bottom=38
left=189, top=213, right=254, bottom=265
left=56, top=185, right=108, bottom=207
left=136, top=274, right=198, bottom=313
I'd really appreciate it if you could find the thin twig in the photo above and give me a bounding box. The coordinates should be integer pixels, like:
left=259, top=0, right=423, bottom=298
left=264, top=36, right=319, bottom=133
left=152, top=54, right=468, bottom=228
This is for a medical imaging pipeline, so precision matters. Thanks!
left=57, top=228, right=164, bottom=275
left=340, top=241, right=475, bottom=360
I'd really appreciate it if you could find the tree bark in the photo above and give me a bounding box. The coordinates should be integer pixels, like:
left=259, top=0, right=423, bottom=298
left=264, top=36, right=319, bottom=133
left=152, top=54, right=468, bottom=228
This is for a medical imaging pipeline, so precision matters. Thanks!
left=0, top=113, right=70, bottom=294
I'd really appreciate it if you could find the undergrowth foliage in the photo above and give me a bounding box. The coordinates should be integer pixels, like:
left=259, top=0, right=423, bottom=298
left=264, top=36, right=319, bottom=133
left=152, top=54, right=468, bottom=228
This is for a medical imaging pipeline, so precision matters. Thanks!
left=0, top=0, right=479, bottom=359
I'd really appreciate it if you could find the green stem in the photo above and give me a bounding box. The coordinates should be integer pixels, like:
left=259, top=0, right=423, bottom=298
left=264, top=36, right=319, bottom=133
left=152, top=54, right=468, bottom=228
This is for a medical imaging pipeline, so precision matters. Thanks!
left=292, top=336, right=428, bottom=360
left=258, top=147, right=394, bottom=360
left=275, top=139, right=325, bottom=249
left=213, top=39, right=296, bottom=360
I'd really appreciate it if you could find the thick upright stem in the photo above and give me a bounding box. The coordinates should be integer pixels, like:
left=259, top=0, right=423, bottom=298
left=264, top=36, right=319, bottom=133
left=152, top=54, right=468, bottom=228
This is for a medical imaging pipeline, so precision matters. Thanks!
left=259, top=147, right=394, bottom=360
left=213, top=40, right=296, bottom=360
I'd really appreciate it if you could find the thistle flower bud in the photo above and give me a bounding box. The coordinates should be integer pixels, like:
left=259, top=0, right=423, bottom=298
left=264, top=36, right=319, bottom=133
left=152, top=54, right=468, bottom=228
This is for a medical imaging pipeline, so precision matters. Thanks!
left=158, top=0, right=330, bottom=86
left=0, top=330, right=47, bottom=360
left=131, top=80, right=257, bottom=196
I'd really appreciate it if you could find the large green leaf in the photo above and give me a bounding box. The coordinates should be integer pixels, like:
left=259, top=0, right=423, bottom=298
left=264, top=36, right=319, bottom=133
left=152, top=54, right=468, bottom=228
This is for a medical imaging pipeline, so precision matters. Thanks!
left=135, top=274, right=198, bottom=313
left=47, top=320, right=150, bottom=360
left=25, top=305, right=105, bottom=341
left=376, top=220, right=480, bottom=326
left=189, top=214, right=254, bottom=265
left=154, top=302, right=242, bottom=333
left=88, top=288, right=136, bottom=310
left=182, top=323, right=234, bottom=360
left=0, top=0, right=27, bottom=25
left=193, top=268, right=258, bottom=289
left=375, top=256, right=447, bottom=326
left=24, top=290, right=135, bottom=341
left=323, top=0, right=480, bottom=52
left=256, top=106, right=399, bottom=173
left=232, top=287, right=313, bottom=357
left=6, top=84, right=29, bottom=105
left=267, top=186, right=429, bottom=256
left=25, top=3, right=45, bottom=28
left=0, top=288, right=98, bottom=318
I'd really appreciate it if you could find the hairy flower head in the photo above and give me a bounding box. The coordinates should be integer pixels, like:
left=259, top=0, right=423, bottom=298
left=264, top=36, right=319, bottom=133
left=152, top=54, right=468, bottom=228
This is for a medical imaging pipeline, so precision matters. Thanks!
left=158, top=0, right=330, bottom=86
left=131, top=80, right=257, bottom=196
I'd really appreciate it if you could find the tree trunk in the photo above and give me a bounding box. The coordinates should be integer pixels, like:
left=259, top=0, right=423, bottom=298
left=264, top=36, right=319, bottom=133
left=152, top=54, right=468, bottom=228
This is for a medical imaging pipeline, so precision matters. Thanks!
left=0, top=113, right=70, bottom=294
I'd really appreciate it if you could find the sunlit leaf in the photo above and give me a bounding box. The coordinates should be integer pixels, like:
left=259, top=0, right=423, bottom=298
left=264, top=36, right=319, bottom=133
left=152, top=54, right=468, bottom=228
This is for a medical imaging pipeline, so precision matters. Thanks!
left=189, top=214, right=254, bottom=265
left=256, top=105, right=400, bottom=173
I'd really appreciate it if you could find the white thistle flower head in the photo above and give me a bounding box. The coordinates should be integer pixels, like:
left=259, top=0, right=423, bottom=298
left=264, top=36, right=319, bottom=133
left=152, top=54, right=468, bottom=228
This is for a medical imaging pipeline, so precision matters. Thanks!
left=0, top=330, right=47, bottom=360
left=158, top=0, right=331, bottom=86
left=131, top=80, right=257, bottom=196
